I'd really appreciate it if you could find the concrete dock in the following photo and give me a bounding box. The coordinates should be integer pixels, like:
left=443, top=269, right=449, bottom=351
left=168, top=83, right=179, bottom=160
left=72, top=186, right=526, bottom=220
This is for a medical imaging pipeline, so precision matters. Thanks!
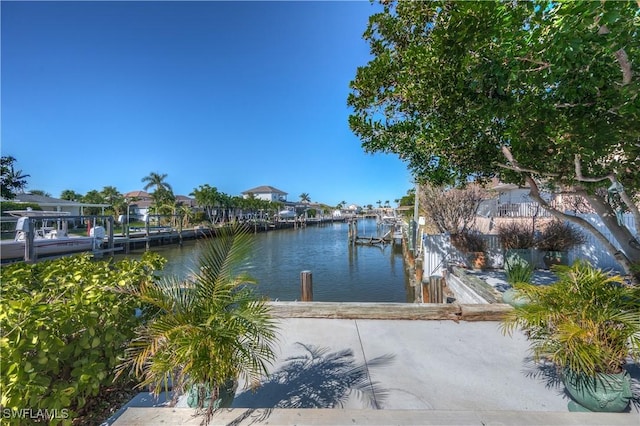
left=111, top=305, right=639, bottom=425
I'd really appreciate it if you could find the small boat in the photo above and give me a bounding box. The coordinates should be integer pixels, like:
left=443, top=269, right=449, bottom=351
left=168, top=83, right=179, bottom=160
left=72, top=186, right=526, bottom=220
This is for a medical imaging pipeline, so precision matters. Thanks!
left=0, top=210, right=103, bottom=262
left=278, top=209, right=296, bottom=219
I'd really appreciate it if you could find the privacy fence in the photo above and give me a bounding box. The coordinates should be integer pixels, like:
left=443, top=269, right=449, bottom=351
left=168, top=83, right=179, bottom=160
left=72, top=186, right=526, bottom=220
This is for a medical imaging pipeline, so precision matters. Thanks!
left=421, top=213, right=637, bottom=278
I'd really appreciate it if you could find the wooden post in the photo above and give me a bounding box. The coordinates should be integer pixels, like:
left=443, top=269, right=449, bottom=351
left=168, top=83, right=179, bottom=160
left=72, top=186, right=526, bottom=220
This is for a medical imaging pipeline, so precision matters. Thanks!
left=415, top=257, right=423, bottom=284
left=300, top=270, right=313, bottom=302
left=428, top=275, right=444, bottom=303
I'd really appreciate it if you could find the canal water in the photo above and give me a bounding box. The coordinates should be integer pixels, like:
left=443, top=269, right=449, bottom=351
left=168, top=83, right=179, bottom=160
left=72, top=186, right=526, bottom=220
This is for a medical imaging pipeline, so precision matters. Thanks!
left=118, top=219, right=412, bottom=302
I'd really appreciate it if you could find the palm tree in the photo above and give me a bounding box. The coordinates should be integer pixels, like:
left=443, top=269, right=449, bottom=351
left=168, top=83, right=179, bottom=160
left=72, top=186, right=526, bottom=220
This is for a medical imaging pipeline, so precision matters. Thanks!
left=141, top=172, right=174, bottom=216
left=60, top=190, right=83, bottom=202
left=27, top=189, right=51, bottom=197
left=117, top=225, right=278, bottom=421
left=101, top=186, right=124, bottom=218
left=141, top=172, right=172, bottom=194
left=0, top=156, right=29, bottom=199
left=299, top=193, right=311, bottom=203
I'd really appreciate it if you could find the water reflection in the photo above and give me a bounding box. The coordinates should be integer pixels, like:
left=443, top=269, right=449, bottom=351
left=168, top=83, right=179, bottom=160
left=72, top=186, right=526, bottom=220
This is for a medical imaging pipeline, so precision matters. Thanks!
left=115, top=219, right=412, bottom=302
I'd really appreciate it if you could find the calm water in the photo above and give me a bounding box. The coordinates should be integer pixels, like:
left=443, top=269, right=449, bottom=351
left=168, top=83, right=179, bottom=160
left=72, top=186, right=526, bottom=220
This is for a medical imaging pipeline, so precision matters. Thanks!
left=117, top=219, right=412, bottom=302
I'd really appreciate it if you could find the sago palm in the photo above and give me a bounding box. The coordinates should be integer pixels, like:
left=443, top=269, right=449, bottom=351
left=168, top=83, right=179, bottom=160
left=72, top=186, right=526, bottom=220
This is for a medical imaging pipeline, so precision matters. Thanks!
left=117, top=224, right=278, bottom=420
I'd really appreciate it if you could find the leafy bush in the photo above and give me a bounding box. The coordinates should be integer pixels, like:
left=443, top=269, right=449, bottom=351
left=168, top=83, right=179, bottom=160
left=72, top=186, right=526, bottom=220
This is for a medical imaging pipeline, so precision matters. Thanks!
left=535, top=220, right=586, bottom=251
left=504, top=253, right=534, bottom=286
left=497, top=222, right=535, bottom=249
left=117, top=225, right=278, bottom=422
left=503, top=260, right=640, bottom=376
left=0, top=252, right=165, bottom=425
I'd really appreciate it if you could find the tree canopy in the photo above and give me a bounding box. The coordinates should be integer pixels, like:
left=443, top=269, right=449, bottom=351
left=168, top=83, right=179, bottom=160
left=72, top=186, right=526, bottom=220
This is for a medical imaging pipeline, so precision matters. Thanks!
left=0, top=156, right=29, bottom=199
left=348, top=0, right=640, bottom=275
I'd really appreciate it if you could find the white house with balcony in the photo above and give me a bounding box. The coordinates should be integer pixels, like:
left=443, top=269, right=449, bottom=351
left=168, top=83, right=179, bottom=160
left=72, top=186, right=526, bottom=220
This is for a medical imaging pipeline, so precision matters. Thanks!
left=241, top=186, right=287, bottom=202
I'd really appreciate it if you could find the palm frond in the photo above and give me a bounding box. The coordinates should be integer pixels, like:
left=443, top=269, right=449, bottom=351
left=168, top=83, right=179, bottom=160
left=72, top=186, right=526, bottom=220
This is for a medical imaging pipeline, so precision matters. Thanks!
left=117, top=223, right=278, bottom=410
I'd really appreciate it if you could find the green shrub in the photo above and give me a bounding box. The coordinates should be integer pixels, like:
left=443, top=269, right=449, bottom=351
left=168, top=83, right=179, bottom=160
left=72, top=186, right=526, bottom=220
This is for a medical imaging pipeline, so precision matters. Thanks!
left=0, top=252, right=165, bottom=425
left=504, top=253, right=533, bottom=285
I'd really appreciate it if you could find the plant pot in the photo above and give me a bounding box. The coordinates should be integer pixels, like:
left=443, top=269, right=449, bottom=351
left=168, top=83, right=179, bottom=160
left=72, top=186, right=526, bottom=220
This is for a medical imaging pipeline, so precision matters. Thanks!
left=504, top=249, right=535, bottom=268
left=501, top=287, right=530, bottom=307
left=187, top=380, right=237, bottom=409
left=563, top=369, right=632, bottom=412
left=468, top=252, right=486, bottom=270
left=543, top=250, right=568, bottom=269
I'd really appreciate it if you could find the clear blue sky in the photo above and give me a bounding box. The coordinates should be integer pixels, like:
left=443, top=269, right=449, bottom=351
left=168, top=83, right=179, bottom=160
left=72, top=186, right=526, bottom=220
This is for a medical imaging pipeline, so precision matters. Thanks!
left=1, top=0, right=413, bottom=207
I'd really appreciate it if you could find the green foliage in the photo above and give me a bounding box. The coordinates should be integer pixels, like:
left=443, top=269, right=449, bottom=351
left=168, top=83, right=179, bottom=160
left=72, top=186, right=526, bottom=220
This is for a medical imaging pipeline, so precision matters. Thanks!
left=0, top=252, right=166, bottom=424
left=348, top=0, right=640, bottom=270
left=502, top=260, right=640, bottom=376
left=349, top=0, right=639, bottom=190
left=1, top=156, right=30, bottom=199
left=504, top=254, right=534, bottom=286
left=117, top=224, right=278, bottom=420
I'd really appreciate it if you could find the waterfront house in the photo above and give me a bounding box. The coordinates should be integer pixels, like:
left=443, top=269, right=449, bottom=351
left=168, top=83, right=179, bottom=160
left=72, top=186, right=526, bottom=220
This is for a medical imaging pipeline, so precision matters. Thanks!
left=123, top=191, right=196, bottom=222
left=241, top=185, right=288, bottom=202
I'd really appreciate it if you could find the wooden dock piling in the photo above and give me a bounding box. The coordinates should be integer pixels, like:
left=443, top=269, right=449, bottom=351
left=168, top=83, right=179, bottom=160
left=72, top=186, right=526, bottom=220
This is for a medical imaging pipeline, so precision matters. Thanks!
left=300, top=270, right=313, bottom=301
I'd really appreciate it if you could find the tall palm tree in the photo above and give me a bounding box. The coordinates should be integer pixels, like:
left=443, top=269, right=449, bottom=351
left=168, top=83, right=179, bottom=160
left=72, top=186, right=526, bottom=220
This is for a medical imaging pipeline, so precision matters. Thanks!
left=299, top=193, right=311, bottom=203
left=141, top=172, right=173, bottom=194
left=142, top=172, right=174, bottom=216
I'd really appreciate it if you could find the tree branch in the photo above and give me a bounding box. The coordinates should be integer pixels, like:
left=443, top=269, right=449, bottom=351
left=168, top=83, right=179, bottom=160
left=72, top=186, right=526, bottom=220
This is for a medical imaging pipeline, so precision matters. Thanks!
left=573, top=155, right=614, bottom=182
left=574, top=155, right=640, bottom=233
left=554, top=102, right=595, bottom=108
left=514, top=56, right=551, bottom=72
left=615, top=49, right=633, bottom=85
left=498, top=146, right=560, bottom=177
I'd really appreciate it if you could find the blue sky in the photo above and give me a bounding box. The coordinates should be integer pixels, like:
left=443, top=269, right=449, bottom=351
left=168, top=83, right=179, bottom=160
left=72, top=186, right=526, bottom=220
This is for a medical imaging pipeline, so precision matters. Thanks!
left=1, top=0, right=413, bottom=207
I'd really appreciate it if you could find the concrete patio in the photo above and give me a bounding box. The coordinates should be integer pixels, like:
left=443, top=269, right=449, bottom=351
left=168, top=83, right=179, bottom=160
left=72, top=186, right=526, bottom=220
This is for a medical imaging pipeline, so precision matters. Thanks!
left=109, top=307, right=639, bottom=425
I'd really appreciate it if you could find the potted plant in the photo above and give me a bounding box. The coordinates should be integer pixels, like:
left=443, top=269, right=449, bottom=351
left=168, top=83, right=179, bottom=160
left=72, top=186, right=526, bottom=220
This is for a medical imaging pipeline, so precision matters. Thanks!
left=502, top=260, right=640, bottom=412
left=116, top=224, right=278, bottom=422
left=501, top=253, right=533, bottom=307
left=497, top=222, right=537, bottom=267
left=535, top=220, right=585, bottom=268
left=452, top=231, right=487, bottom=269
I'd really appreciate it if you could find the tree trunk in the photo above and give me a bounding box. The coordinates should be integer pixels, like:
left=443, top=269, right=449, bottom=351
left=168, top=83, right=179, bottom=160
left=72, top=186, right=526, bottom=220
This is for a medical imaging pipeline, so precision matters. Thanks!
left=584, top=192, right=640, bottom=267
left=525, top=177, right=639, bottom=282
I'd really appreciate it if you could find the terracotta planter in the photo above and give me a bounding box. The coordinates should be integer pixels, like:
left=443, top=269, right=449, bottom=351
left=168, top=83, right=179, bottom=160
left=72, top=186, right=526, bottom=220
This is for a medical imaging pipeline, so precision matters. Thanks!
left=468, top=252, right=486, bottom=270
left=563, top=369, right=632, bottom=412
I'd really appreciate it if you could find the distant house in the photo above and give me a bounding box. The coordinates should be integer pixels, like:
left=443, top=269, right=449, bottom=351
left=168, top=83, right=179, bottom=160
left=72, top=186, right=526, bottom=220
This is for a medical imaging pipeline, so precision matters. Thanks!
left=241, top=186, right=287, bottom=203
left=3, top=193, right=109, bottom=216
left=123, top=190, right=196, bottom=221
left=488, top=182, right=589, bottom=218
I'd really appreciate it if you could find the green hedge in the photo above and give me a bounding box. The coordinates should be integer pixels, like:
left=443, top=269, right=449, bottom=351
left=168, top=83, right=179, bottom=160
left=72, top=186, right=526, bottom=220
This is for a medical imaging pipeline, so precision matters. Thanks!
left=0, top=253, right=166, bottom=425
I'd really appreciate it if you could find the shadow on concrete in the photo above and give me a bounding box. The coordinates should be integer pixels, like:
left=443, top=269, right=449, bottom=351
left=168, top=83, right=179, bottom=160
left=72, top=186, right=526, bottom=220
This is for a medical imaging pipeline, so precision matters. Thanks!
left=232, top=342, right=395, bottom=409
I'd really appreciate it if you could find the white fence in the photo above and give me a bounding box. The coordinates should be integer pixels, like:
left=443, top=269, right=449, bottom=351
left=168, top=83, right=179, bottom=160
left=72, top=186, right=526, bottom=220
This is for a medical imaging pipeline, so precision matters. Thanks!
left=422, top=213, right=637, bottom=276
